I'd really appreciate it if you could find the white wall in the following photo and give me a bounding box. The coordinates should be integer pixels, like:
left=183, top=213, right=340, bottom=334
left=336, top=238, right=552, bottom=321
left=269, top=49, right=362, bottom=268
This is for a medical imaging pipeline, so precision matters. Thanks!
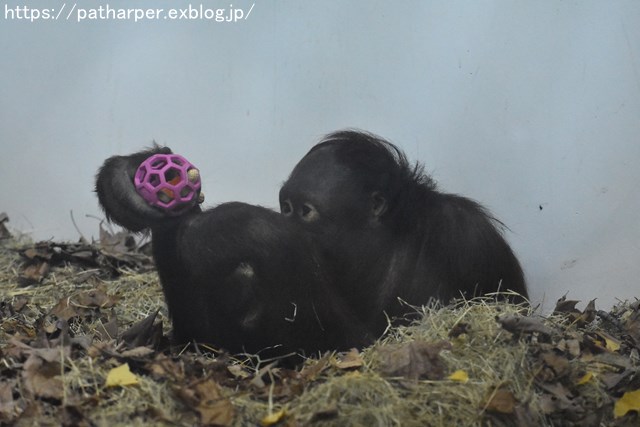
left=1, top=0, right=639, bottom=310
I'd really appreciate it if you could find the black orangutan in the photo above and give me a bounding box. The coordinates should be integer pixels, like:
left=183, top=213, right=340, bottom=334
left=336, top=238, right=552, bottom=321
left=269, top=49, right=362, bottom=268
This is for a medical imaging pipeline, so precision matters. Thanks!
left=96, top=130, right=527, bottom=355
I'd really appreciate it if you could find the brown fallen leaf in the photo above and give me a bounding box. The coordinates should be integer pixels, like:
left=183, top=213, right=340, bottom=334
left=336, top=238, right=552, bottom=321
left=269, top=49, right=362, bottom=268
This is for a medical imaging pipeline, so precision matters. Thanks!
left=119, top=310, right=163, bottom=349
left=175, top=377, right=235, bottom=426
left=599, top=368, right=636, bottom=393
left=147, top=354, right=185, bottom=382
left=71, top=269, right=101, bottom=285
left=483, top=386, right=517, bottom=414
left=299, top=352, right=331, bottom=381
left=49, top=297, right=81, bottom=321
left=555, top=338, right=581, bottom=358
left=579, top=299, right=597, bottom=324
left=335, top=348, right=363, bottom=370
left=75, top=288, right=117, bottom=308
left=4, top=338, right=33, bottom=359
left=17, top=238, right=152, bottom=280
left=99, top=224, right=137, bottom=254
left=377, top=340, right=452, bottom=380
left=554, top=295, right=581, bottom=314
left=22, top=347, right=68, bottom=400
left=537, top=382, right=588, bottom=422
left=22, top=247, right=54, bottom=261
left=554, top=296, right=597, bottom=327
left=47, top=318, right=92, bottom=350
left=496, top=314, right=554, bottom=337
left=19, top=260, right=50, bottom=286
left=0, top=380, right=19, bottom=421
left=94, top=314, right=119, bottom=341
left=537, top=351, right=570, bottom=382
left=49, top=289, right=116, bottom=323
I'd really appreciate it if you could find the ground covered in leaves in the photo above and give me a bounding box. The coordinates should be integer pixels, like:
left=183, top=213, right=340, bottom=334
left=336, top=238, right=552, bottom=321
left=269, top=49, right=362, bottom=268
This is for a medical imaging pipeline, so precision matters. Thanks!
left=1, top=216, right=639, bottom=426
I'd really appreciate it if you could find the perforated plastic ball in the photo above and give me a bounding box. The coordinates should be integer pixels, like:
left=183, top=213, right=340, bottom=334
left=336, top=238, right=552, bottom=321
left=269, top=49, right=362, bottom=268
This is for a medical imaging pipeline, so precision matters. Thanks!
left=134, top=153, right=202, bottom=213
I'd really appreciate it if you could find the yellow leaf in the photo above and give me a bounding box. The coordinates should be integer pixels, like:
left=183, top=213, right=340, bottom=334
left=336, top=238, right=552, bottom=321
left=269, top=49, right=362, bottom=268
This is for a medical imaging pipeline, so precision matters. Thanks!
left=105, top=363, right=139, bottom=387
left=595, top=332, right=621, bottom=352
left=260, top=409, right=286, bottom=426
left=577, top=372, right=594, bottom=385
left=614, top=389, right=640, bottom=418
left=448, top=370, right=469, bottom=383
left=605, top=337, right=621, bottom=352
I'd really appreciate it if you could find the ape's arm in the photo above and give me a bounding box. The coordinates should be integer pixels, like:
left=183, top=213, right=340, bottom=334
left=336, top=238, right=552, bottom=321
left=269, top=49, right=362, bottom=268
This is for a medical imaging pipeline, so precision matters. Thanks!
left=96, top=146, right=202, bottom=231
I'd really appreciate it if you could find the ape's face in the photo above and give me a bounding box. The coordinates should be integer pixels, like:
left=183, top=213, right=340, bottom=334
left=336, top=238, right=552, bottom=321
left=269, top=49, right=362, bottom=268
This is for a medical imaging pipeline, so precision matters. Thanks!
left=278, top=145, right=393, bottom=287
left=279, top=146, right=377, bottom=233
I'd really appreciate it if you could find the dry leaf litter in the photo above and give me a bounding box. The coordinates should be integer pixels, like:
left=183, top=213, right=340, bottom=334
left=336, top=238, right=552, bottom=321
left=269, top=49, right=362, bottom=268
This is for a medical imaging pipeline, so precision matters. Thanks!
left=0, top=212, right=639, bottom=426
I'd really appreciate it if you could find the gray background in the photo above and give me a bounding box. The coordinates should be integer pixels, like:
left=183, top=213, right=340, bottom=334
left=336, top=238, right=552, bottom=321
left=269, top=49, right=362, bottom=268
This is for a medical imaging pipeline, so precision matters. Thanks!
left=1, top=0, right=639, bottom=310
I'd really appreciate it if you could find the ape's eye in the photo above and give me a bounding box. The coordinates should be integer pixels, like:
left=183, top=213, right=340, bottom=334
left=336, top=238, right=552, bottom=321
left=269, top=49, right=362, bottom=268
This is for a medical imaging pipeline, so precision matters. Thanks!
left=300, top=203, right=319, bottom=222
left=281, top=200, right=293, bottom=216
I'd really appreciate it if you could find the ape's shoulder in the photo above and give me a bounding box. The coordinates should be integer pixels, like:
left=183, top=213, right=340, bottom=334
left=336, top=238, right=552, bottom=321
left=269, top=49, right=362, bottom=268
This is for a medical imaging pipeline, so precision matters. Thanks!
left=423, top=192, right=527, bottom=300
left=430, top=192, right=505, bottom=233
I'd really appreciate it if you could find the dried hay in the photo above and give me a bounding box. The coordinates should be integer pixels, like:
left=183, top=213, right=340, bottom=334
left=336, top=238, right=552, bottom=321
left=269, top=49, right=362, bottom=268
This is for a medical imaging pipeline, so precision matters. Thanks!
left=1, top=231, right=639, bottom=427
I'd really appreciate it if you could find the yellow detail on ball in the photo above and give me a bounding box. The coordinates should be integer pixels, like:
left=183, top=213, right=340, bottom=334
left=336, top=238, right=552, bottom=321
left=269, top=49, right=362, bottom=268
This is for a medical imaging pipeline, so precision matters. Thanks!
left=187, top=168, right=200, bottom=182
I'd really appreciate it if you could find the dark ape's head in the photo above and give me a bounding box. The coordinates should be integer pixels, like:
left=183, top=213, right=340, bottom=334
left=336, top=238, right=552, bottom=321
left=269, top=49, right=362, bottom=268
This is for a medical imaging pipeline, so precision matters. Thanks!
left=279, top=130, right=435, bottom=235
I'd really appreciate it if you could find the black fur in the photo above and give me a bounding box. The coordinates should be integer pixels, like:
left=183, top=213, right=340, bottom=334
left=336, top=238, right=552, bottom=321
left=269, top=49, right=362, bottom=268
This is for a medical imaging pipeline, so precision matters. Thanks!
left=96, top=130, right=527, bottom=355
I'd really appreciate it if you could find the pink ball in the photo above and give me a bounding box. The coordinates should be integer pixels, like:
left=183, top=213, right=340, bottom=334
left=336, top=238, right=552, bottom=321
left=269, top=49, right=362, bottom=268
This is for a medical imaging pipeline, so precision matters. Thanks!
left=134, top=154, right=201, bottom=213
